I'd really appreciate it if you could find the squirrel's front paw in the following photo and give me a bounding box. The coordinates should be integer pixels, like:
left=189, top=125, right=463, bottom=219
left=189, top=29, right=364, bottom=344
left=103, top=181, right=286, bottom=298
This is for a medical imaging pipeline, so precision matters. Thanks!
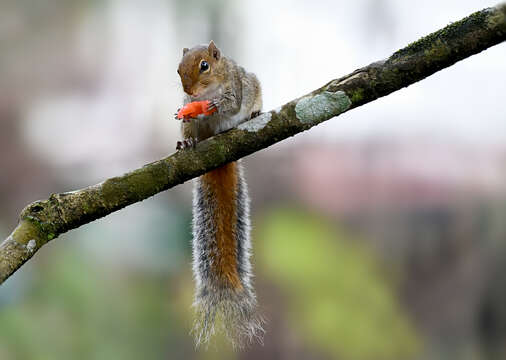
left=173, top=109, right=181, bottom=120
left=206, top=99, right=221, bottom=115
left=176, top=138, right=195, bottom=150
left=174, top=109, right=193, bottom=123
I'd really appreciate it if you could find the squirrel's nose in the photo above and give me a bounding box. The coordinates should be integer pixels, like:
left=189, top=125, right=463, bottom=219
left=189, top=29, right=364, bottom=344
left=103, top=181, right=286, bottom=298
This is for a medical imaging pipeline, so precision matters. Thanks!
left=185, top=88, right=197, bottom=97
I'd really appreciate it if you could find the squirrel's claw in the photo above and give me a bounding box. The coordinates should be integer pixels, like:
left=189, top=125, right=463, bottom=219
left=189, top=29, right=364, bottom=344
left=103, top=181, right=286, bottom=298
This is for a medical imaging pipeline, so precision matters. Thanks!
left=176, top=138, right=195, bottom=150
left=174, top=114, right=191, bottom=121
left=208, top=100, right=218, bottom=110
left=207, top=99, right=221, bottom=113
left=174, top=113, right=193, bottom=122
left=174, top=109, right=183, bottom=120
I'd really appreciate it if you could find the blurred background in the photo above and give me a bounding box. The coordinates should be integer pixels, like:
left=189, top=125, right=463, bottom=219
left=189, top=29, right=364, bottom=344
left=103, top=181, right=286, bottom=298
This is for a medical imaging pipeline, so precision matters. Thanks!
left=1, top=0, right=505, bottom=359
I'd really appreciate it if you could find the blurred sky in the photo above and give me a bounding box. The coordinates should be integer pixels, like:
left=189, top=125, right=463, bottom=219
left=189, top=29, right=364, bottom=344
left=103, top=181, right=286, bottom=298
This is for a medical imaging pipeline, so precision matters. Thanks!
left=245, top=0, right=506, bottom=144
left=1, top=0, right=504, bottom=187
left=1, top=1, right=505, bottom=359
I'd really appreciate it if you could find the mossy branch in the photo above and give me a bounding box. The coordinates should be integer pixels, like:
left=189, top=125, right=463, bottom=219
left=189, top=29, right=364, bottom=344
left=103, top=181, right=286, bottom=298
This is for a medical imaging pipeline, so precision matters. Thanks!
left=1, top=4, right=505, bottom=284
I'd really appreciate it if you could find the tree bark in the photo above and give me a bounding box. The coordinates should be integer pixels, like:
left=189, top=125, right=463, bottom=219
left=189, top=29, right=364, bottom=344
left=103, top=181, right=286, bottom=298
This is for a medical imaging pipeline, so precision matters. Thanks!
left=1, top=3, right=505, bottom=284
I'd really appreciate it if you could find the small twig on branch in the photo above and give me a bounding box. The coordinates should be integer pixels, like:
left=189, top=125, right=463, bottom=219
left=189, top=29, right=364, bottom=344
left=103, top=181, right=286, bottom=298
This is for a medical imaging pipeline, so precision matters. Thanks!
left=1, top=4, right=505, bottom=284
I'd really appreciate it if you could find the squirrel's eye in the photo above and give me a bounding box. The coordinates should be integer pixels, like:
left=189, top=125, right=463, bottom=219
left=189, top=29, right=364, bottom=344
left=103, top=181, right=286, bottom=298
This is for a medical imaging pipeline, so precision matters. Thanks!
left=200, top=60, right=209, bottom=73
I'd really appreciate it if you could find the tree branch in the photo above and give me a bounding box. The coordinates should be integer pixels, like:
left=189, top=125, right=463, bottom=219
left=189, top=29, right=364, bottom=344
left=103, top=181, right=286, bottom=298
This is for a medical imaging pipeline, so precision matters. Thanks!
left=1, top=4, right=505, bottom=284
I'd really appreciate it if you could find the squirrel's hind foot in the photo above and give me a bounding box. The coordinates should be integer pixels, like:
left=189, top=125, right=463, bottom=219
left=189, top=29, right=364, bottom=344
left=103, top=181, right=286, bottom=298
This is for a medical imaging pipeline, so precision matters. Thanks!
left=176, top=138, right=195, bottom=150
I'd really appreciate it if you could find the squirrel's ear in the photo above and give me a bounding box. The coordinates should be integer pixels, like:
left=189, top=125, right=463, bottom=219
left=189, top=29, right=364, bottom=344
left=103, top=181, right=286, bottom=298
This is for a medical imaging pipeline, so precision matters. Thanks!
left=208, top=40, right=220, bottom=60
left=183, top=47, right=189, bottom=55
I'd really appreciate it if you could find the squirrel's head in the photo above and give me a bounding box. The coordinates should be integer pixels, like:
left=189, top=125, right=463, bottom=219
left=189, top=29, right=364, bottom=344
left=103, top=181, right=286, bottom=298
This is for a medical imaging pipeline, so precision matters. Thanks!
left=178, top=41, right=223, bottom=98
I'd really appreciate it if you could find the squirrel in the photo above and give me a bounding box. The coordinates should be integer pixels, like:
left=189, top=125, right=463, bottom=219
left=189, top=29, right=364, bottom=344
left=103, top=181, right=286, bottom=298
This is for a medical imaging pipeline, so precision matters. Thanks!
left=176, top=41, right=264, bottom=347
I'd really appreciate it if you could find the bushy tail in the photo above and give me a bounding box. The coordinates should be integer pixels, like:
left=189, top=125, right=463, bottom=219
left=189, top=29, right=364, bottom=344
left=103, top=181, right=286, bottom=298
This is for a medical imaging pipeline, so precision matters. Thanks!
left=191, top=161, right=264, bottom=347
left=192, top=285, right=264, bottom=347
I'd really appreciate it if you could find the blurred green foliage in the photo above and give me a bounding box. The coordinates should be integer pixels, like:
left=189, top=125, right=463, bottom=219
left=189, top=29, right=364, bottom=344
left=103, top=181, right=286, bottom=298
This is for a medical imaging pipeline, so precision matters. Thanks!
left=257, top=209, right=420, bottom=359
left=0, top=207, right=422, bottom=359
left=0, top=248, right=177, bottom=360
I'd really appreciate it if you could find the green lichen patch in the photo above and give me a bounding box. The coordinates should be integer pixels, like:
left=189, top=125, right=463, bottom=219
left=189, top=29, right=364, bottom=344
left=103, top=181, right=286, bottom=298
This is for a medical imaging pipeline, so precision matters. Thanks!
left=238, top=112, right=272, bottom=132
left=423, top=39, right=451, bottom=62
left=26, top=239, right=37, bottom=252
left=350, top=88, right=365, bottom=103
left=295, top=91, right=351, bottom=125
left=12, top=220, right=43, bottom=246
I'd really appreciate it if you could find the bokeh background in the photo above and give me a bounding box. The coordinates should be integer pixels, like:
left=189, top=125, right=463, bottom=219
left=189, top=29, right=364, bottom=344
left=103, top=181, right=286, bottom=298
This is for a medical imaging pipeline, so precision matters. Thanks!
left=1, top=0, right=506, bottom=359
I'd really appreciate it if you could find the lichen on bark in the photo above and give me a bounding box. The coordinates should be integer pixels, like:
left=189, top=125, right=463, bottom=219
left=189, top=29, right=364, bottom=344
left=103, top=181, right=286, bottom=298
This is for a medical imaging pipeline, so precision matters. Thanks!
left=295, top=91, right=352, bottom=124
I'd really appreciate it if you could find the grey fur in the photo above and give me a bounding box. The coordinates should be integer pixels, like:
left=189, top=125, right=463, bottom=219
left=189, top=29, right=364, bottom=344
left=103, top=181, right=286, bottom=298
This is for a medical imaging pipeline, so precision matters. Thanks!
left=191, top=162, right=264, bottom=348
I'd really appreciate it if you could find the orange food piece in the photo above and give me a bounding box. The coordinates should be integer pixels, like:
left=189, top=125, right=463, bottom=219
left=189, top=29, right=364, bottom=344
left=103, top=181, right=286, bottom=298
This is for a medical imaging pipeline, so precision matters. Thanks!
left=177, top=100, right=217, bottom=120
